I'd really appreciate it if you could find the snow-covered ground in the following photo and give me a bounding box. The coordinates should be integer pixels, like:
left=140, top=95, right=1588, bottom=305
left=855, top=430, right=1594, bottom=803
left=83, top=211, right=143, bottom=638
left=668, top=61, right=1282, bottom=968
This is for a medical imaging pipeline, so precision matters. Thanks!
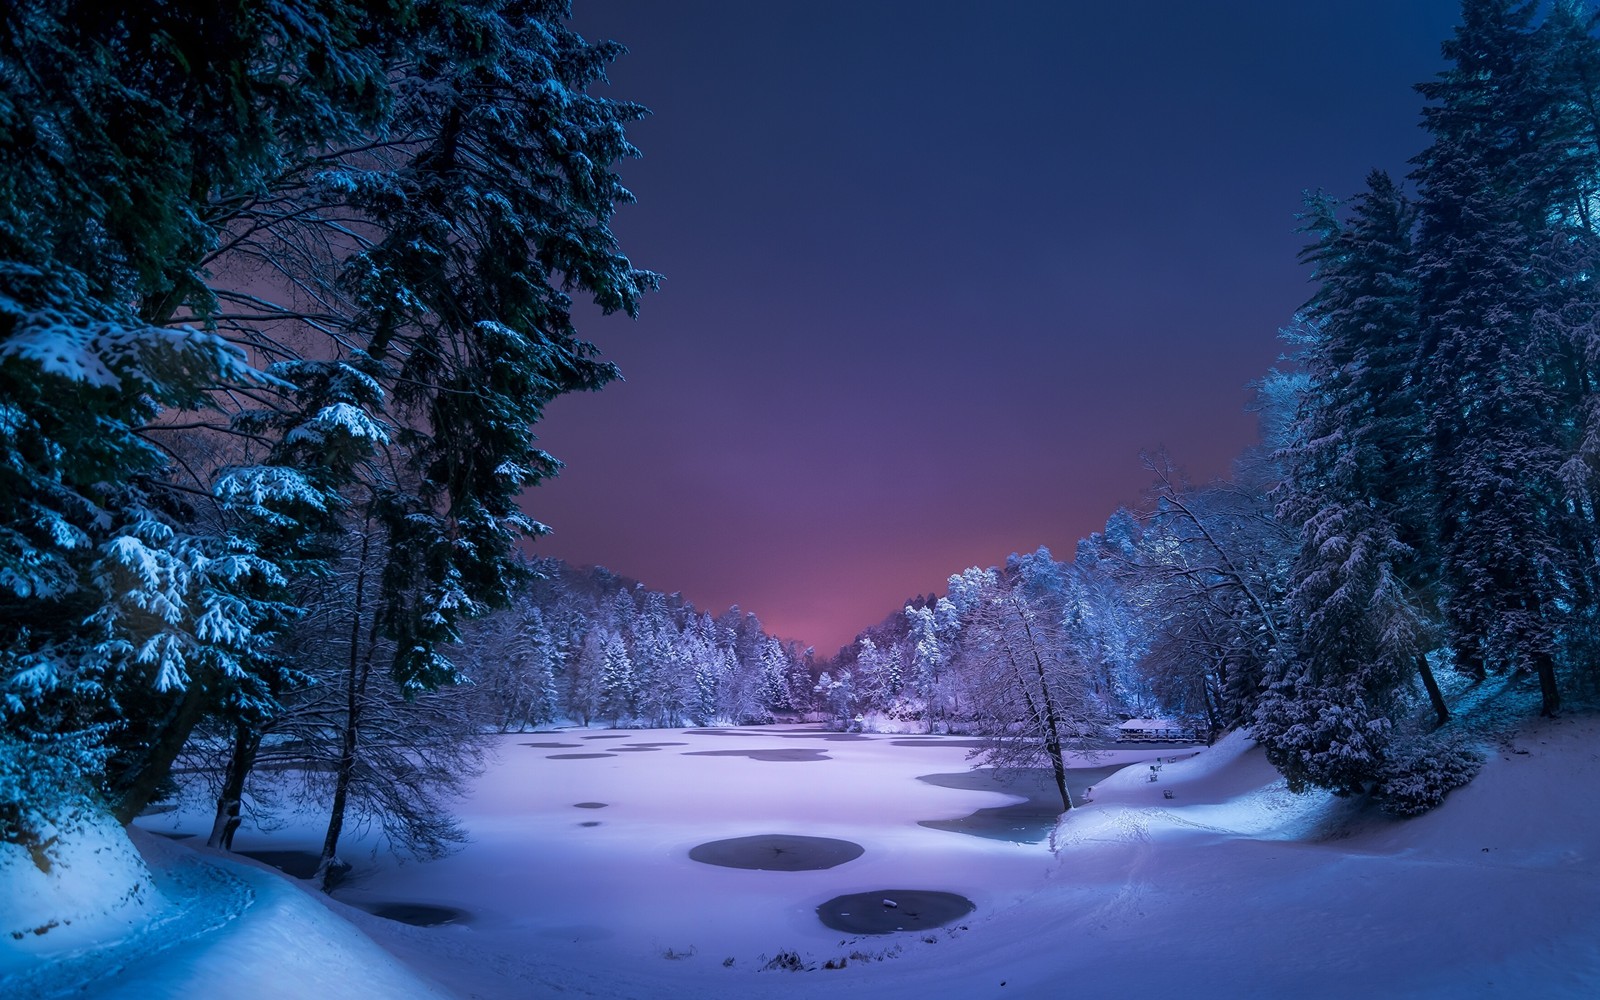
left=8, top=718, right=1600, bottom=998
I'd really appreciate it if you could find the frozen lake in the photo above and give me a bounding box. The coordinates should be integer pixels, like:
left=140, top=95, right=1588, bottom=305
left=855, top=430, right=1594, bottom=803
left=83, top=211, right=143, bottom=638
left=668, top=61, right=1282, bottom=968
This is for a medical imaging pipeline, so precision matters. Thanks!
left=145, top=726, right=1181, bottom=969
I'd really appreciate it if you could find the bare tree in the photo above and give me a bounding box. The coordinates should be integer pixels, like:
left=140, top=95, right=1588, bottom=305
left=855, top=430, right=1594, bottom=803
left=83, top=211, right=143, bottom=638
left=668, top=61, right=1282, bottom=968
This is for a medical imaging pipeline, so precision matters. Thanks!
left=947, top=555, right=1104, bottom=812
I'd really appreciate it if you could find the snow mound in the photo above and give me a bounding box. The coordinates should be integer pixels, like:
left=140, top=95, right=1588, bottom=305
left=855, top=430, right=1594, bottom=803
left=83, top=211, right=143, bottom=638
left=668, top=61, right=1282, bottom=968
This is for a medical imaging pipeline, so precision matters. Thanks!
left=1349, top=713, right=1600, bottom=867
left=0, top=828, right=448, bottom=999
left=90, top=842, right=451, bottom=1000
left=1062, top=730, right=1354, bottom=844
left=0, top=807, right=163, bottom=974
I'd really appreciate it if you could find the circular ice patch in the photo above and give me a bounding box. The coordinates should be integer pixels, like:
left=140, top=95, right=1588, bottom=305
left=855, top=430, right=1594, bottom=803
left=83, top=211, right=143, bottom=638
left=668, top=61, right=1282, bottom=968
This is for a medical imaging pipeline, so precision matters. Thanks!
left=688, top=834, right=864, bottom=871
left=815, top=890, right=974, bottom=935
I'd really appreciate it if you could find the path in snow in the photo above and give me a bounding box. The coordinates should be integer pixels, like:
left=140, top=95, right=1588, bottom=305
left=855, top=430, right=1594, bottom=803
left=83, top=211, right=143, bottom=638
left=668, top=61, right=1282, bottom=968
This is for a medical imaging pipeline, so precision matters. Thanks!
left=3, top=831, right=449, bottom=1000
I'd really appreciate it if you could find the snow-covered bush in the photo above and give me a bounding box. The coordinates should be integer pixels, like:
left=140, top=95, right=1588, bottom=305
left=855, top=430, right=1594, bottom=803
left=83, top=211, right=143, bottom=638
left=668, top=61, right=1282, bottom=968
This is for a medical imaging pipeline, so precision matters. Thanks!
left=1376, top=731, right=1484, bottom=817
left=0, top=732, right=160, bottom=950
left=0, top=730, right=104, bottom=852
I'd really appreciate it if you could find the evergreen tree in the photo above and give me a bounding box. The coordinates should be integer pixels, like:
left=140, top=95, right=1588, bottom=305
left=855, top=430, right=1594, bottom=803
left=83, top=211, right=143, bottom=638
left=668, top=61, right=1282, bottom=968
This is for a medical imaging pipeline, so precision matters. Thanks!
left=1, top=1, right=658, bottom=830
left=1410, top=0, right=1595, bottom=715
left=598, top=632, right=634, bottom=725
left=1255, top=175, right=1449, bottom=794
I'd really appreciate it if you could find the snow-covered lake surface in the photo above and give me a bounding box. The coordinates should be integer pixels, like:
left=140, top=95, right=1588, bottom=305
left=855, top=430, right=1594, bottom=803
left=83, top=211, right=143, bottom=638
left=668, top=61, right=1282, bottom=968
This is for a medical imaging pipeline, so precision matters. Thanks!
left=138, top=727, right=1179, bottom=970
left=14, top=717, right=1600, bottom=998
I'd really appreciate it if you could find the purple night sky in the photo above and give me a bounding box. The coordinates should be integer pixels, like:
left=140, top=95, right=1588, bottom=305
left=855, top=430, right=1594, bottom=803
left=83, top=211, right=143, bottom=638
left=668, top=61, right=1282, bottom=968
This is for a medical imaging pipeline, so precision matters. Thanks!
left=530, top=1, right=1463, bottom=655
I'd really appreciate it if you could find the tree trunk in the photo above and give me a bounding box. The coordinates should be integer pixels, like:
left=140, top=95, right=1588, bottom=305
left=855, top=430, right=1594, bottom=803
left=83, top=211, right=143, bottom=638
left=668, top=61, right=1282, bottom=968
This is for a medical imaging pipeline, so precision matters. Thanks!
left=1416, top=654, right=1450, bottom=728
left=114, top=682, right=211, bottom=824
left=1013, top=599, right=1071, bottom=812
left=317, top=703, right=361, bottom=890
left=207, top=721, right=262, bottom=849
left=1044, top=731, right=1071, bottom=812
left=318, top=531, right=375, bottom=891
left=1535, top=650, right=1561, bottom=718
left=1201, top=678, right=1221, bottom=744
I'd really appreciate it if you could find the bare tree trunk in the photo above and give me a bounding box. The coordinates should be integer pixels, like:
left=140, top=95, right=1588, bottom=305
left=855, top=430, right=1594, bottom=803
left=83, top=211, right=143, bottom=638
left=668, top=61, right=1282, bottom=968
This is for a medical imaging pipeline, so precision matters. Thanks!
left=114, top=683, right=210, bottom=824
left=995, top=603, right=1071, bottom=813
left=207, top=721, right=262, bottom=849
left=318, top=531, right=376, bottom=891
left=1015, top=600, right=1072, bottom=812
left=1416, top=654, right=1450, bottom=728
left=1201, top=676, right=1221, bottom=742
left=1535, top=650, right=1561, bottom=718
left=1030, top=654, right=1071, bottom=812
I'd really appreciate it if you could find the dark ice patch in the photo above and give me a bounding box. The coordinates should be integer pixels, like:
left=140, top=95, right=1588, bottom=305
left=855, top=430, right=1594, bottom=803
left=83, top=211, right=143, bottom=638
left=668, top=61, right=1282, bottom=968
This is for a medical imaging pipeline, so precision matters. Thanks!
left=682, top=748, right=830, bottom=762
left=547, top=752, right=617, bottom=760
left=689, top=834, right=864, bottom=871
left=354, top=901, right=468, bottom=927
left=236, top=849, right=325, bottom=880
left=816, top=890, right=974, bottom=935
left=916, top=765, right=1124, bottom=843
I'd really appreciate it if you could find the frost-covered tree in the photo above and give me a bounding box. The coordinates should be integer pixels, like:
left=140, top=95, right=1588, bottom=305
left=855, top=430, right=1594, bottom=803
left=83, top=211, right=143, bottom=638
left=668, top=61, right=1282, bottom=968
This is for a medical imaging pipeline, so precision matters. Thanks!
left=784, top=645, right=818, bottom=716
left=947, top=553, right=1104, bottom=811
left=758, top=638, right=793, bottom=714
left=814, top=670, right=855, bottom=728
left=1104, top=453, right=1293, bottom=731
left=598, top=632, right=635, bottom=726
left=567, top=628, right=608, bottom=728
left=905, top=603, right=945, bottom=732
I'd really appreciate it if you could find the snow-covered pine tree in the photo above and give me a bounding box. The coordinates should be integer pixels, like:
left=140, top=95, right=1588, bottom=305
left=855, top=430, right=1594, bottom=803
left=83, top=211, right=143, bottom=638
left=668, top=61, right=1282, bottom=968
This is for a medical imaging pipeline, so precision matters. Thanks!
left=1255, top=174, right=1449, bottom=796
left=598, top=632, right=635, bottom=726
left=1410, top=0, right=1593, bottom=716
left=0, top=0, right=400, bottom=824
left=905, top=604, right=945, bottom=733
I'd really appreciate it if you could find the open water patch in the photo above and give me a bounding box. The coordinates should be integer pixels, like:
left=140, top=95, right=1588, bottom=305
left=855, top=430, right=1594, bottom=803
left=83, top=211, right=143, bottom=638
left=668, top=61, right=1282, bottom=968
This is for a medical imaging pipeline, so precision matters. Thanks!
left=573, top=801, right=608, bottom=809
left=681, top=728, right=870, bottom=742
left=916, top=765, right=1125, bottom=843
left=520, top=741, right=581, bottom=749
left=547, top=752, right=617, bottom=760
left=890, top=737, right=991, bottom=749
left=689, top=834, right=864, bottom=871
left=236, top=849, right=325, bottom=879
left=354, top=901, right=469, bottom=927
left=815, top=890, right=974, bottom=935
left=682, top=748, right=830, bottom=762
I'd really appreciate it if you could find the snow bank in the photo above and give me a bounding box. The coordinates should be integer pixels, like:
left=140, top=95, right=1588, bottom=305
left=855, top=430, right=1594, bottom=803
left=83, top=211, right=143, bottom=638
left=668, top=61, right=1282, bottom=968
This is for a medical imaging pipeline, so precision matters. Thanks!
left=0, top=806, right=162, bottom=975
left=89, top=839, right=450, bottom=1000
left=0, top=825, right=449, bottom=999
left=1063, top=729, right=1358, bottom=844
